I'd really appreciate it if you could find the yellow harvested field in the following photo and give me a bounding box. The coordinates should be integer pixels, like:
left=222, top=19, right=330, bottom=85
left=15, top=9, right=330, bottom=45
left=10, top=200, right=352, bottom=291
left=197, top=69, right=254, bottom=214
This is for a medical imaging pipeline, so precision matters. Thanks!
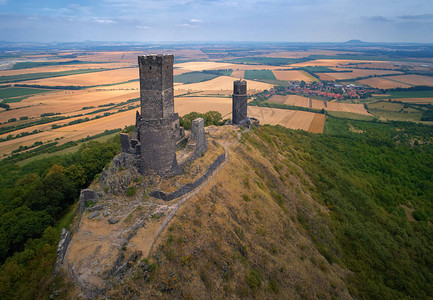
left=174, top=97, right=232, bottom=117
left=174, top=76, right=273, bottom=92
left=308, top=114, right=326, bottom=133
left=318, top=73, right=336, bottom=81
left=386, top=74, right=433, bottom=86
left=268, top=95, right=371, bottom=115
left=19, top=68, right=139, bottom=87
left=291, top=59, right=397, bottom=68
left=322, top=68, right=403, bottom=80
left=173, top=68, right=190, bottom=76
left=228, top=64, right=291, bottom=71
left=273, top=70, right=314, bottom=81
left=96, top=81, right=139, bottom=90
left=0, top=109, right=137, bottom=156
left=358, top=77, right=411, bottom=89
left=174, top=61, right=291, bottom=72
left=248, top=106, right=324, bottom=133
left=174, top=61, right=234, bottom=72
left=0, top=89, right=139, bottom=122
left=0, top=64, right=127, bottom=76
left=230, top=70, right=244, bottom=79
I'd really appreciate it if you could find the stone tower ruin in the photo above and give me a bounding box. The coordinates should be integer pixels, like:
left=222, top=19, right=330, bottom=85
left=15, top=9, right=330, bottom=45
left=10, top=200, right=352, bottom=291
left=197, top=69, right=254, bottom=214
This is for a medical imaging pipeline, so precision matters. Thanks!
left=232, top=79, right=248, bottom=124
left=135, top=55, right=180, bottom=175
left=119, top=54, right=210, bottom=177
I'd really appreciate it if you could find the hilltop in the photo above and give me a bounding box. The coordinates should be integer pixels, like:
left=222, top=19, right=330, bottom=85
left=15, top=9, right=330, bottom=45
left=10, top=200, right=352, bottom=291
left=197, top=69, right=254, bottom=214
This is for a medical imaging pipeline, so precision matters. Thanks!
left=54, top=118, right=433, bottom=299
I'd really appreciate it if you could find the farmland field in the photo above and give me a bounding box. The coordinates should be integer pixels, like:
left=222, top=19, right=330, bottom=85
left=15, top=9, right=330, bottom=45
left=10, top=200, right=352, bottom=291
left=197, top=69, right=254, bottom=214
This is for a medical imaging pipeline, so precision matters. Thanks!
left=0, top=63, right=130, bottom=76
left=174, top=76, right=274, bottom=91
left=390, top=90, right=433, bottom=98
left=248, top=106, right=324, bottom=133
left=0, top=87, right=53, bottom=100
left=358, top=77, right=412, bottom=89
left=225, top=57, right=306, bottom=66
left=19, top=68, right=138, bottom=87
left=174, top=72, right=219, bottom=84
left=322, top=68, right=403, bottom=80
left=244, top=70, right=276, bottom=81
left=0, top=46, right=432, bottom=160
left=386, top=74, right=433, bottom=86
left=174, top=61, right=234, bottom=72
left=268, top=94, right=371, bottom=115
left=367, top=101, right=424, bottom=121
left=174, top=97, right=232, bottom=118
left=0, top=68, right=112, bottom=84
left=272, top=70, right=314, bottom=82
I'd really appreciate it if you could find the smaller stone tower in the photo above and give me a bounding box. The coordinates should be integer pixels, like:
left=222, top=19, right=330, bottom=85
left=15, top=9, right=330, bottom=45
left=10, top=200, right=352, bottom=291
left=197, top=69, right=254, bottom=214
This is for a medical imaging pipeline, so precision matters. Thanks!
left=232, top=80, right=248, bottom=124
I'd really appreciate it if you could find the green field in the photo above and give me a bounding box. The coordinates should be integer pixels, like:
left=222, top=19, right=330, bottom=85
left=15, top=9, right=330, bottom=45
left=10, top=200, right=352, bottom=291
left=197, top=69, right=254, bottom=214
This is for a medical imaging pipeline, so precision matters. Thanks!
left=326, top=111, right=375, bottom=121
left=174, top=71, right=219, bottom=84
left=225, top=57, right=310, bottom=66
left=390, top=90, right=433, bottom=98
left=244, top=69, right=276, bottom=81
left=0, top=68, right=110, bottom=84
left=367, top=101, right=424, bottom=121
left=11, top=60, right=109, bottom=70
left=0, top=87, right=53, bottom=102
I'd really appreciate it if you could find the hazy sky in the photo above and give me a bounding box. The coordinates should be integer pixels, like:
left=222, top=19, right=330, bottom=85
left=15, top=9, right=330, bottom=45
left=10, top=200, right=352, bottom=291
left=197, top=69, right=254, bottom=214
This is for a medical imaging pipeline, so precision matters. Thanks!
left=0, top=0, right=433, bottom=43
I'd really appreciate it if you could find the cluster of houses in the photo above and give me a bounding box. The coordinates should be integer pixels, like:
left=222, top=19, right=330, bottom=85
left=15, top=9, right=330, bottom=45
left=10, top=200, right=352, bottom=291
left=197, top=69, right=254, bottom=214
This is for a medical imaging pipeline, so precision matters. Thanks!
left=259, top=81, right=382, bottom=101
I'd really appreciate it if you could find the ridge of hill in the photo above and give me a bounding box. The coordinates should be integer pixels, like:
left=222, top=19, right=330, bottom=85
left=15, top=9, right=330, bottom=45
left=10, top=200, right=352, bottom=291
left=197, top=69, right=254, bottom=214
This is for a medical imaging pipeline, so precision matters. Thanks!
left=57, top=117, right=433, bottom=299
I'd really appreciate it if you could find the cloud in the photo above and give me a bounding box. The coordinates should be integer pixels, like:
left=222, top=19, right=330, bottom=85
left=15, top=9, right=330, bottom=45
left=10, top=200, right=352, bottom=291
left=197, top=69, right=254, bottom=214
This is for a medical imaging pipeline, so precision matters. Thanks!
left=363, top=16, right=393, bottom=22
left=136, top=25, right=151, bottom=29
left=177, top=18, right=202, bottom=28
left=94, top=18, right=116, bottom=24
left=397, top=13, right=433, bottom=20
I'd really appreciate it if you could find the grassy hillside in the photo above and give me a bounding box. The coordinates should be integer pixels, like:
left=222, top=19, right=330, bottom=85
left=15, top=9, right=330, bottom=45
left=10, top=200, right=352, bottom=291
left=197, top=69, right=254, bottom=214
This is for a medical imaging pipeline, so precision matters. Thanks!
left=106, top=119, right=433, bottom=299
left=2, top=117, right=432, bottom=299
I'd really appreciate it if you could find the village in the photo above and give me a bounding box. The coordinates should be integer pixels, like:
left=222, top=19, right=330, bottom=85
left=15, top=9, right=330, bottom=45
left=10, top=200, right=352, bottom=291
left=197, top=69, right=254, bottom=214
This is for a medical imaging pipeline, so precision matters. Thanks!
left=258, top=80, right=384, bottom=101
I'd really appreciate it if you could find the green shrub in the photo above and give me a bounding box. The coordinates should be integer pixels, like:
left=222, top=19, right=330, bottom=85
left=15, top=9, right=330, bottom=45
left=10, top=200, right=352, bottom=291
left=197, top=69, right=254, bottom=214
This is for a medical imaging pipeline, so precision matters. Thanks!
left=126, top=186, right=137, bottom=196
left=246, top=268, right=262, bottom=289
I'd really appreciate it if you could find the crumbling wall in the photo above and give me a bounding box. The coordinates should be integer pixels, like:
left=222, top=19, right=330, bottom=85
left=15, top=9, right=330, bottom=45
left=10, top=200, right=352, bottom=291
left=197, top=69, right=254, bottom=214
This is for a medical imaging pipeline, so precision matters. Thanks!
left=150, top=153, right=225, bottom=201
left=191, top=117, right=208, bottom=157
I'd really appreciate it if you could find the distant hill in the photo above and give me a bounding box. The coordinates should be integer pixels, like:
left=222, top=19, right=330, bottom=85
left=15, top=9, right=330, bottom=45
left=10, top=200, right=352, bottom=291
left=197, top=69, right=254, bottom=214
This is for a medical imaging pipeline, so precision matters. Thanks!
left=344, top=39, right=368, bottom=45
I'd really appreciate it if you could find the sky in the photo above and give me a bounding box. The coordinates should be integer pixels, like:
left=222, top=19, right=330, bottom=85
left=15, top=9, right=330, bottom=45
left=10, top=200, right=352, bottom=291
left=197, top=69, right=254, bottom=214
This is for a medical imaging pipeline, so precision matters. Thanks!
left=0, top=0, right=433, bottom=43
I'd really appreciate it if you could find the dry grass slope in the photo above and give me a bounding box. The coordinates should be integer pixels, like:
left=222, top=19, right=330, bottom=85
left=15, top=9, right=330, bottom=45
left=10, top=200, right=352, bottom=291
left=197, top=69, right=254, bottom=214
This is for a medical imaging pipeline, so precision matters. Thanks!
left=104, top=127, right=352, bottom=299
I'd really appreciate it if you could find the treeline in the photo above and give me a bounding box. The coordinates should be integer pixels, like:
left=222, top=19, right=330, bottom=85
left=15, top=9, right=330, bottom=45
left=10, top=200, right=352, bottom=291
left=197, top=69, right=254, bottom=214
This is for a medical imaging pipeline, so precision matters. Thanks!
left=0, top=133, right=120, bottom=299
left=0, top=134, right=120, bottom=258
left=15, top=84, right=84, bottom=90
left=387, top=85, right=433, bottom=92
left=179, top=111, right=227, bottom=130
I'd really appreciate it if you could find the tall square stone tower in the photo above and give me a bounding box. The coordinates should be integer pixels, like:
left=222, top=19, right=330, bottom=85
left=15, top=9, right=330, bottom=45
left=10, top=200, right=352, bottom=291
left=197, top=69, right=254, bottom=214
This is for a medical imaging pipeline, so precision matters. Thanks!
left=135, top=54, right=180, bottom=175
left=138, top=55, right=174, bottom=119
left=232, top=80, right=248, bottom=124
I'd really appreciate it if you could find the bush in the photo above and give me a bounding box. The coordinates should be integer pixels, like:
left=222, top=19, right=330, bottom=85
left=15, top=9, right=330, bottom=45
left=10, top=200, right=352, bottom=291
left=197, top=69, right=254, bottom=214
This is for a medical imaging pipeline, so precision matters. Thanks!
left=126, top=186, right=137, bottom=196
left=246, top=268, right=262, bottom=289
